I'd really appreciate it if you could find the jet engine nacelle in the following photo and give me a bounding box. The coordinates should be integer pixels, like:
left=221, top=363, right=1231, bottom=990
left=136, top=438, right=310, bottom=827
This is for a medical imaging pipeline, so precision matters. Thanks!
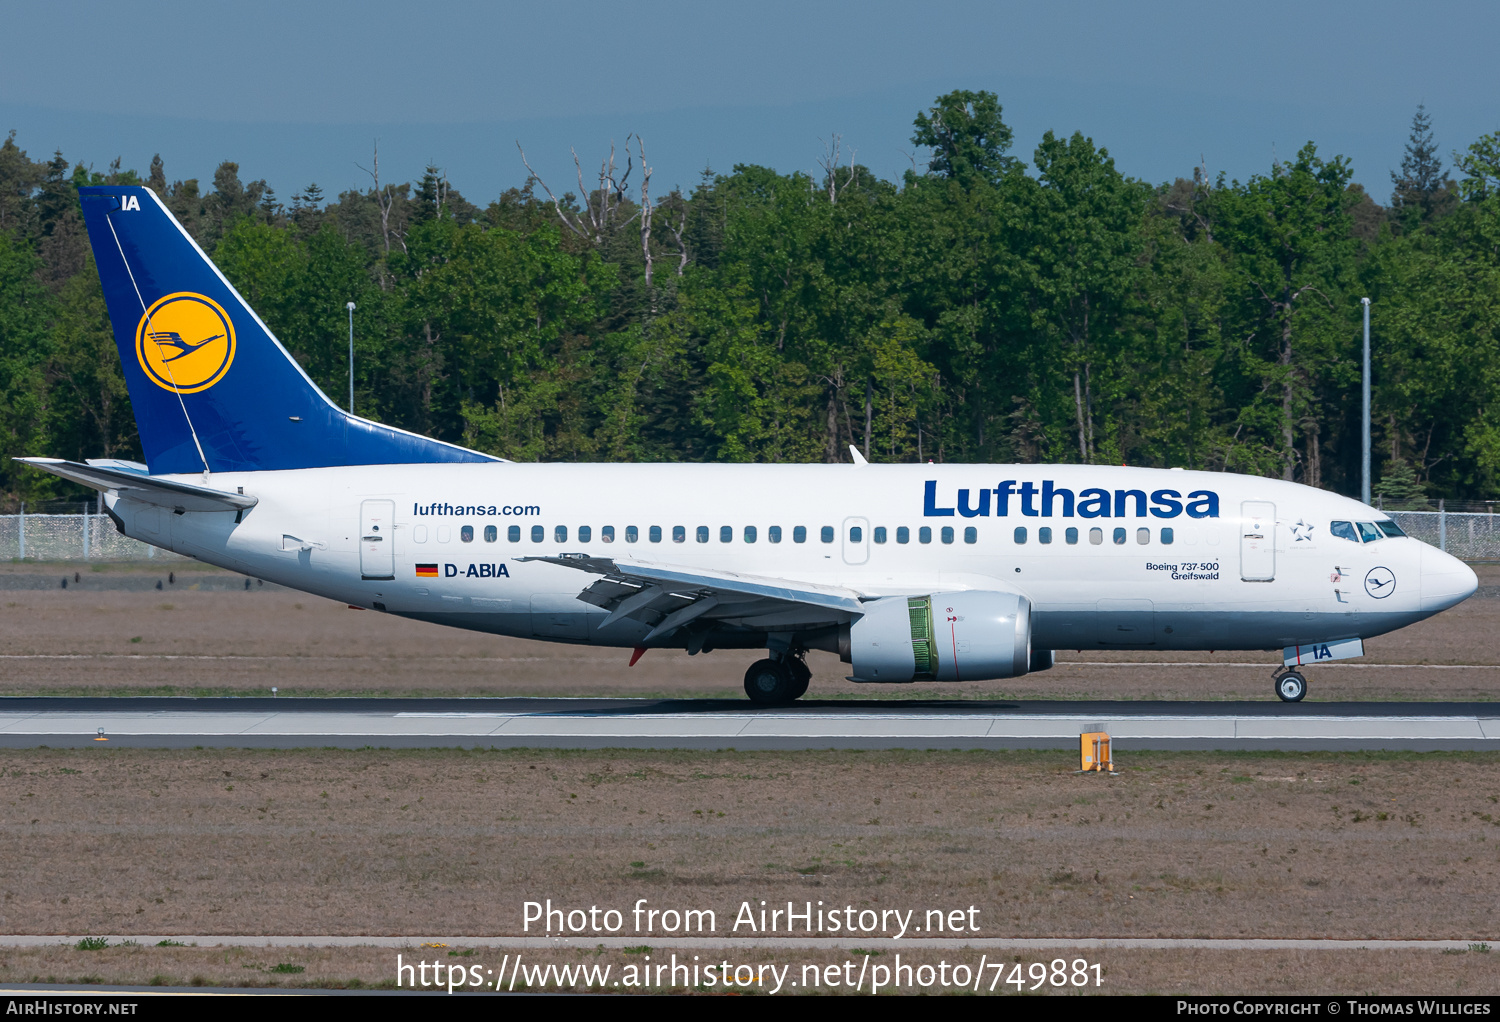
left=846, top=591, right=1031, bottom=682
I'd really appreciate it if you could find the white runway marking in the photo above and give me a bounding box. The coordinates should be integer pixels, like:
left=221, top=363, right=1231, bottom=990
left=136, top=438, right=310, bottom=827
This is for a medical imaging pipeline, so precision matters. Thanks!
left=1, top=706, right=1497, bottom=745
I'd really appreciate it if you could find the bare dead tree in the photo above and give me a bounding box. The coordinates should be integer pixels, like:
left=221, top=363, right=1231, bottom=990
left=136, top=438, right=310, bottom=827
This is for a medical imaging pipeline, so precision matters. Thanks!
left=666, top=207, right=689, bottom=276
left=636, top=136, right=654, bottom=292
left=356, top=139, right=406, bottom=263
left=863, top=379, right=873, bottom=461
left=517, top=139, right=633, bottom=246
left=817, top=133, right=858, bottom=205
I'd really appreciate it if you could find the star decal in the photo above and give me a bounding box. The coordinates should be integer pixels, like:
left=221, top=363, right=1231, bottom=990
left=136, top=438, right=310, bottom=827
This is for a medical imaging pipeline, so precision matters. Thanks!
left=1290, top=519, right=1315, bottom=542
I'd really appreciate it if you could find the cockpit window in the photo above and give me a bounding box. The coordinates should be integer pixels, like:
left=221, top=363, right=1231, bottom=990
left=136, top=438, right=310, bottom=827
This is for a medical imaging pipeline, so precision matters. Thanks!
left=1356, top=521, right=1383, bottom=543
left=1330, top=520, right=1358, bottom=542
left=1377, top=520, right=1406, bottom=538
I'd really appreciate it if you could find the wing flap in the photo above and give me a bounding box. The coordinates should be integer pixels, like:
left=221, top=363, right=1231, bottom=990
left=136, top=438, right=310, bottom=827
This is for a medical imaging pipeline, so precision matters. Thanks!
left=517, top=554, right=866, bottom=641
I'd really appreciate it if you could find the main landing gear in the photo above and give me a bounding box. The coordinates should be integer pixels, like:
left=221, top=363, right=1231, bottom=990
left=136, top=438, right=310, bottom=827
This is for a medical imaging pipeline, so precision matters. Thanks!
left=1274, top=669, right=1307, bottom=703
left=743, top=653, right=811, bottom=705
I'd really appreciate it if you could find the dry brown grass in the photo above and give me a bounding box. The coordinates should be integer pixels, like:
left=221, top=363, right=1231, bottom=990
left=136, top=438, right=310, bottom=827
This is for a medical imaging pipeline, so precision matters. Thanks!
left=2, top=944, right=1498, bottom=994
left=2, top=747, right=1499, bottom=943
left=1, top=563, right=1498, bottom=700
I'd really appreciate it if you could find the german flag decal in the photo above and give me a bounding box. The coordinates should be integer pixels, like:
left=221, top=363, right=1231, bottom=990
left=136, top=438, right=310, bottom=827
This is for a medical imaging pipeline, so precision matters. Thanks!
left=415, top=563, right=439, bottom=578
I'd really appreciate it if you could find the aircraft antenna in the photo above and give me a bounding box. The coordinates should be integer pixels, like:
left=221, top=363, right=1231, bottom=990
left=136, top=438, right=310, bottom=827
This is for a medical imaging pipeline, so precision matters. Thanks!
left=104, top=210, right=212, bottom=475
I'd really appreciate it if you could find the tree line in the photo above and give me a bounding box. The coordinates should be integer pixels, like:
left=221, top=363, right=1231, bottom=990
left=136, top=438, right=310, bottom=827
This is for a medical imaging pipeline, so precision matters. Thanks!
left=3, top=92, right=1499, bottom=508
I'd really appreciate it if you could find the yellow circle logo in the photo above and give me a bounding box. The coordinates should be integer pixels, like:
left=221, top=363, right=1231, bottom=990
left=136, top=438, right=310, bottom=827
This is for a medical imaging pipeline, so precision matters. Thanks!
left=135, top=292, right=236, bottom=394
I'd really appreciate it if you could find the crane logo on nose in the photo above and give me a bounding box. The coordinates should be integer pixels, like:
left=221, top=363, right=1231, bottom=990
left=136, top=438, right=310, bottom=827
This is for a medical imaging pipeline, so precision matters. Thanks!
left=1364, top=566, right=1396, bottom=599
left=135, top=292, right=236, bottom=393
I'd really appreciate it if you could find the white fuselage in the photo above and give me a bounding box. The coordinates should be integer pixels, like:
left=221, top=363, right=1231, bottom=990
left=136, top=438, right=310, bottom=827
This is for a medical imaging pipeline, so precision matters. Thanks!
left=105, top=462, right=1478, bottom=658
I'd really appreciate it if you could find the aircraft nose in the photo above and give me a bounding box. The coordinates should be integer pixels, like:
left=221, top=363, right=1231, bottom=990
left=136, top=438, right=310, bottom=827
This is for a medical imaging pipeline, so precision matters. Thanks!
left=1419, top=542, right=1478, bottom=612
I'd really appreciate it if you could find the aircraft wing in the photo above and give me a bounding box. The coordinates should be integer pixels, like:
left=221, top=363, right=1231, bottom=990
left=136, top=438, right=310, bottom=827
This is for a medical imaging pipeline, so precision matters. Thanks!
left=15, top=458, right=258, bottom=513
left=518, top=554, right=867, bottom=642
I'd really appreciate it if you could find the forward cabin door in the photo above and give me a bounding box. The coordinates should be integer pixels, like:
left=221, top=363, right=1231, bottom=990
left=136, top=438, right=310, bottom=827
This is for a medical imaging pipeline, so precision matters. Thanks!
left=359, top=499, right=396, bottom=580
left=1239, top=501, right=1276, bottom=582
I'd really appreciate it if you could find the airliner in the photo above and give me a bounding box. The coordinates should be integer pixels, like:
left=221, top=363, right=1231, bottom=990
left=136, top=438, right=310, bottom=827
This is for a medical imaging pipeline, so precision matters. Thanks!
left=18, top=186, right=1479, bottom=705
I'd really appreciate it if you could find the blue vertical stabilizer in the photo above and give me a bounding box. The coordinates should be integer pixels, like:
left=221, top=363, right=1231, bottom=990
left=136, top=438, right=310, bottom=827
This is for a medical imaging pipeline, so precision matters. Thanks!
left=76, top=185, right=496, bottom=474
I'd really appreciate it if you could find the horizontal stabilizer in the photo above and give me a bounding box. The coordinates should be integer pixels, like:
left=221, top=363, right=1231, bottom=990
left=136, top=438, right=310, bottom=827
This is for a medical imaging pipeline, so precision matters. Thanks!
left=15, top=458, right=257, bottom=513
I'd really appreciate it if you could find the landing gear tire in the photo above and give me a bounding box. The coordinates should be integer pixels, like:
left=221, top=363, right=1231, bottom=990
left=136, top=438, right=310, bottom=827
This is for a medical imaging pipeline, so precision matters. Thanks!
left=1275, top=671, right=1307, bottom=703
left=744, top=658, right=796, bottom=705
left=786, top=657, right=811, bottom=700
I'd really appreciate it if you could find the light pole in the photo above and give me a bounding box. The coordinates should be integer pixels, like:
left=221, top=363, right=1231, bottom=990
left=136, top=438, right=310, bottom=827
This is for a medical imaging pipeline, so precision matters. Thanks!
left=346, top=301, right=356, bottom=414
left=1361, top=297, right=1371, bottom=506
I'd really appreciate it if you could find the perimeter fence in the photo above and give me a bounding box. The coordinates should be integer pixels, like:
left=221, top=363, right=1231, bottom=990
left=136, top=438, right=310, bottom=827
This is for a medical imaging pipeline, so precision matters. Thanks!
left=0, top=502, right=184, bottom=562
left=1387, top=509, right=1500, bottom=561
left=0, top=504, right=1495, bottom=563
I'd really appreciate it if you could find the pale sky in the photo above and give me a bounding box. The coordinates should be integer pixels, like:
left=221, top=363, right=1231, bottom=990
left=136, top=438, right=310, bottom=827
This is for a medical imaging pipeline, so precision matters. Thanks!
left=3, top=0, right=1496, bottom=202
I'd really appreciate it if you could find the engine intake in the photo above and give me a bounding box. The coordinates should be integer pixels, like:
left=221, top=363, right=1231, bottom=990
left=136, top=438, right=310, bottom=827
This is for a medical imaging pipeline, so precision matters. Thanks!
left=846, top=591, right=1031, bottom=682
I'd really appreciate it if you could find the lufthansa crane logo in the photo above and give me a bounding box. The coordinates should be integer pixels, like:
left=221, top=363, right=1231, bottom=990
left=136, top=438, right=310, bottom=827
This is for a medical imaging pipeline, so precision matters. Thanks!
left=1364, top=566, right=1396, bottom=599
left=135, top=292, right=236, bottom=394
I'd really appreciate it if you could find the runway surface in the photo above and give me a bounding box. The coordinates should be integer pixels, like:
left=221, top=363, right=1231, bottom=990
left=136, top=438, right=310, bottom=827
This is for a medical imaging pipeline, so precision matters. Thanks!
left=1, top=697, right=1497, bottom=750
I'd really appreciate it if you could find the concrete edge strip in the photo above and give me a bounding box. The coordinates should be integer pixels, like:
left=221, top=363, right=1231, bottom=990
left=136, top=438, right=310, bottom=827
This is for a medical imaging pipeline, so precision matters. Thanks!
left=1, top=935, right=1492, bottom=951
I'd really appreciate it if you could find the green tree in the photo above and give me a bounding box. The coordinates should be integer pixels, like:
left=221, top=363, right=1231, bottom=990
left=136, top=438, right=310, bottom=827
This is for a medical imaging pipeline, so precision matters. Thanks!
left=1022, top=131, right=1150, bottom=464
left=1212, top=144, right=1359, bottom=484
left=0, top=229, right=56, bottom=502
left=1390, top=105, right=1455, bottom=232
left=911, top=90, right=1015, bottom=188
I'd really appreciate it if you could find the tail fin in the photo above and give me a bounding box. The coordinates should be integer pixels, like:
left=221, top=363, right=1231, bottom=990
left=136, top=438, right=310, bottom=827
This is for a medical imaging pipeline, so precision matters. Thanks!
left=77, top=186, right=496, bottom=474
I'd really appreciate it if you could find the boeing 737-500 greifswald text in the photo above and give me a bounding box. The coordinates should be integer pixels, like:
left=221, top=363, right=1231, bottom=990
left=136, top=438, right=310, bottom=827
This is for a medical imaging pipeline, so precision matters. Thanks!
left=18, top=186, right=1479, bottom=704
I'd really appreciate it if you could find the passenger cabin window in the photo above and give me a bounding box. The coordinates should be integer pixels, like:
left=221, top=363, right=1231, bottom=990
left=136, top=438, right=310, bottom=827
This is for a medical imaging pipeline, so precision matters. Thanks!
left=721, top=526, right=733, bottom=543
left=555, top=525, right=568, bottom=543
left=673, top=526, right=686, bottom=543
left=531, top=525, right=544, bottom=543
left=1330, top=520, right=1358, bottom=542
left=941, top=526, right=954, bottom=545
left=578, top=526, right=591, bottom=543
left=1089, top=528, right=1103, bottom=545
left=873, top=527, right=887, bottom=544
left=625, top=526, right=639, bottom=543
left=696, top=526, right=709, bottom=543
left=601, top=526, right=615, bottom=543
left=919, top=527, right=932, bottom=544
left=793, top=526, right=807, bottom=544
left=849, top=526, right=862, bottom=543
left=648, top=526, right=661, bottom=543
left=1161, top=527, right=1174, bottom=545
left=1066, top=527, right=1079, bottom=545
left=437, top=525, right=451, bottom=543
left=768, top=526, right=782, bottom=543
left=414, top=526, right=428, bottom=543
left=483, top=525, right=497, bottom=542
left=1377, top=521, right=1405, bottom=538
left=1039, top=527, right=1052, bottom=544
left=461, top=525, right=474, bottom=543
left=1113, top=527, right=1126, bottom=545
left=1137, top=528, right=1150, bottom=545
left=896, top=526, right=910, bottom=544
left=964, top=527, right=977, bottom=544
left=744, top=526, right=757, bottom=543
left=1014, top=527, right=1027, bottom=544
left=821, top=526, right=835, bottom=543
left=508, top=525, right=520, bottom=542
left=1356, top=522, right=1383, bottom=543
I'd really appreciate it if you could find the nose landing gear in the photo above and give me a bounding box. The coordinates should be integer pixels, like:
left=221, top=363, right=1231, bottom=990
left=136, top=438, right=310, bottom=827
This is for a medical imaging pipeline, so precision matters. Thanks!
left=1273, top=669, right=1307, bottom=703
